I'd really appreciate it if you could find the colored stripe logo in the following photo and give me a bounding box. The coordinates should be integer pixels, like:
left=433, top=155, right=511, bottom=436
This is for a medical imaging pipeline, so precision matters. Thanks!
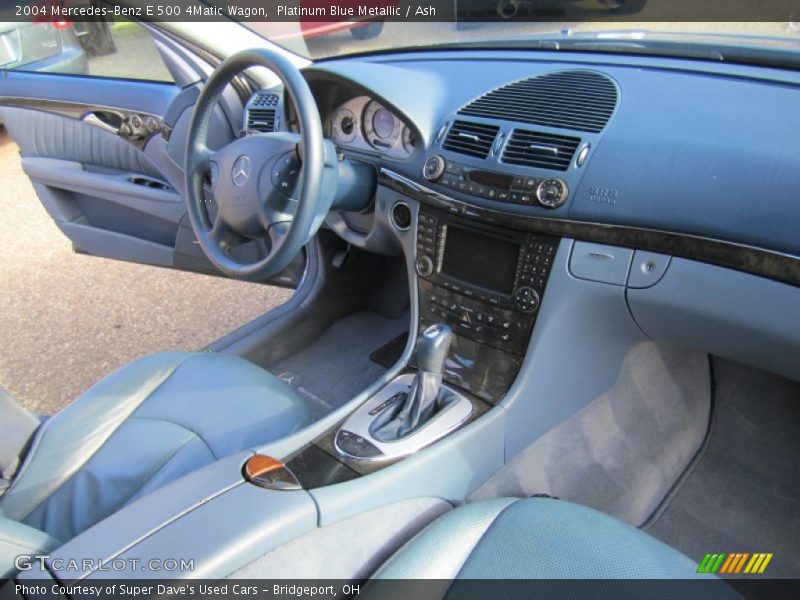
left=697, top=552, right=773, bottom=574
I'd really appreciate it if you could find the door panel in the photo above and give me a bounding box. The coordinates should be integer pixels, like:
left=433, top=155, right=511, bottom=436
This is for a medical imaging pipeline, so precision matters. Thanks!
left=0, top=69, right=305, bottom=287
left=3, top=104, right=166, bottom=179
left=0, top=87, right=183, bottom=267
left=0, top=70, right=177, bottom=115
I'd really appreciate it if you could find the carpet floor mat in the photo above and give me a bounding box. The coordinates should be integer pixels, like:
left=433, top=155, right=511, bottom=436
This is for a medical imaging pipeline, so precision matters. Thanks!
left=645, top=358, right=800, bottom=577
left=271, top=310, right=408, bottom=419
left=470, top=343, right=712, bottom=528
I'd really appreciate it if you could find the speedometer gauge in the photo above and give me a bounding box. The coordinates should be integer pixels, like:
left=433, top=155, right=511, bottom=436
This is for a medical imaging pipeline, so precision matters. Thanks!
left=331, top=108, right=358, bottom=144
left=363, top=100, right=402, bottom=150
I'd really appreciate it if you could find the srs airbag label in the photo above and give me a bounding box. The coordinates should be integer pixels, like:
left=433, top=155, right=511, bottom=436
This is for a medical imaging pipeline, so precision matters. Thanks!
left=587, top=186, right=619, bottom=206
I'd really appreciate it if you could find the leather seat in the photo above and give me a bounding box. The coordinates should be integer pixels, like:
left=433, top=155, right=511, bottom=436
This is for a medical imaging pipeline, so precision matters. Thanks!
left=372, top=498, right=712, bottom=580
left=0, top=351, right=310, bottom=573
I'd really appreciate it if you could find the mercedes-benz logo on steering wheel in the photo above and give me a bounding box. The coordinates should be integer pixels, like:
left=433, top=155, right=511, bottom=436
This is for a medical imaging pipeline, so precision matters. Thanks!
left=231, top=155, right=251, bottom=187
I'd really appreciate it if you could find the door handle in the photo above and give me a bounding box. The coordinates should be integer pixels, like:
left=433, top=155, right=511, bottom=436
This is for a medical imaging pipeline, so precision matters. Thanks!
left=82, top=111, right=122, bottom=135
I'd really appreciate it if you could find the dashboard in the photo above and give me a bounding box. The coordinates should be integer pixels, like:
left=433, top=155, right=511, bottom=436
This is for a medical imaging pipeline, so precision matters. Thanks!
left=324, top=96, right=416, bottom=160
left=239, top=47, right=800, bottom=389
left=297, top=51, right=800, bottom=274
left=244, top=49, right=800, bottom=288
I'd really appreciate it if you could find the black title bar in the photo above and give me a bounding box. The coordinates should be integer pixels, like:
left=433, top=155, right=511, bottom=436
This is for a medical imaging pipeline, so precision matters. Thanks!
left=2, top=0, right=800, bottom=23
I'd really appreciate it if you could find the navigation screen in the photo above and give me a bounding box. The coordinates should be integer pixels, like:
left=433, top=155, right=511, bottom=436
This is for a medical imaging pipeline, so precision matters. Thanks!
left=441, top=226, right=519, bottom=295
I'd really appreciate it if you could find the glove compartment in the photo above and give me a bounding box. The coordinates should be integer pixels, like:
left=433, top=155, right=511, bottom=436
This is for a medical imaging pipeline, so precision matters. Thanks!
left=627, top=257, right=800, bottom=382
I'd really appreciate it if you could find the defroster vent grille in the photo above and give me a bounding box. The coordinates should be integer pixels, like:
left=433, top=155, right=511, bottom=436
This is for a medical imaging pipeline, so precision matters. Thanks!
left=459, top=70, right=617, bottom=133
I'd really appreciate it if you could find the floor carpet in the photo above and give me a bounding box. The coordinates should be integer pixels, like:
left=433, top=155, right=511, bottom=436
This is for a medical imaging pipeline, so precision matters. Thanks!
left=646, top=358, right=800, bottom=578
left=270, top=310, right=408, bottom=419
left=471, top=343, right=711, bottom=528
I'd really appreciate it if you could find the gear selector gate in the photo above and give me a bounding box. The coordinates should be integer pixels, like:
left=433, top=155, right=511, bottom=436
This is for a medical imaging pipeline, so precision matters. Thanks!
left=335, top=324, right=473, bottom=461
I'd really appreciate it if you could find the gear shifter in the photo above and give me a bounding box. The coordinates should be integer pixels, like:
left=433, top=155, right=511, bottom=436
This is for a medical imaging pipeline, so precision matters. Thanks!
left=336, top=323, right=472, bottom=461
left=416, top=323, right=453, bottom=375
left=371, top=324, right=457, bottom=442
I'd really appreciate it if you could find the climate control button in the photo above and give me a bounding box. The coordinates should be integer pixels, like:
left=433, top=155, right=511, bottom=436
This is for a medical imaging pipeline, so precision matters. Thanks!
left=422, top=155, right=446, bottom=182
left=536, top=178, right=569, bottom=208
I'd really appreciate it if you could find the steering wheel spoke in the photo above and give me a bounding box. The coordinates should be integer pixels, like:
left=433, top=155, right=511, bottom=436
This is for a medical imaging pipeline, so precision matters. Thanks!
left=266, top=220, right=292, bottom=251
left=197, top=143, right=215, bottom=163
left=210, top=215, right=246, bottom=253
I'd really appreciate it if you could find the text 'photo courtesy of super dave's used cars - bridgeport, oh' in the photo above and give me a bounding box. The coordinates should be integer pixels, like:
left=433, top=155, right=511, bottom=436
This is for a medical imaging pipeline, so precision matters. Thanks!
left=1, top=1, right=800, bottom=599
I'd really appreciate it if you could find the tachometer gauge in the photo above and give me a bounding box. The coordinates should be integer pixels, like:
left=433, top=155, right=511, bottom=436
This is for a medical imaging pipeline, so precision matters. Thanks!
left=331, top=108, right=358, bottom=145
left=402, top=126, right=416, bottom=154
left=363, top=100, right=402, bottom=150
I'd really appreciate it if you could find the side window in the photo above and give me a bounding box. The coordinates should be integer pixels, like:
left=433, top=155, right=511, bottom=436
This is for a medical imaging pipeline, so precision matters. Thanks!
left=3, top=17, right=173, bottom=83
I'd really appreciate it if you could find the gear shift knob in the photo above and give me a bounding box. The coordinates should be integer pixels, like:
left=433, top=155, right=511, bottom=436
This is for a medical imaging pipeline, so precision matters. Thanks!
left=416, top=323, right=453, bottom=375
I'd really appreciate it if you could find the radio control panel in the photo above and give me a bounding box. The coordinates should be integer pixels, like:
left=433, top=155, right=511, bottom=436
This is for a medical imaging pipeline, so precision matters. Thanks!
left=422, top=155, right=569, bottom=209
left=416, top=208, right=559, bottom=355
left=420, top=279, right=532, bottom=354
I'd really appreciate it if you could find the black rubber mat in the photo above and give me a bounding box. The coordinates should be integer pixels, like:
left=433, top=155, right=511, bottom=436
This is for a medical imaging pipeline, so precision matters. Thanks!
left=369, top=333, right=408, bottom=369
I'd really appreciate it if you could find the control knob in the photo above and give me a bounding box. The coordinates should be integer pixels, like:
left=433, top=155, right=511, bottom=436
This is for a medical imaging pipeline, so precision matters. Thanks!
left=416, top=255, right=434, bottom=277
left=536, top=178, right=569, bottom=208
left=514, top=286, right=540, bottom=313
left=422, top=155, right=446, bottom=182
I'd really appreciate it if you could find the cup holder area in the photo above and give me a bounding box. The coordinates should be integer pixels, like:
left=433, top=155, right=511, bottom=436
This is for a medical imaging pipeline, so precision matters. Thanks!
left=128, top=176, right=171, bottom=191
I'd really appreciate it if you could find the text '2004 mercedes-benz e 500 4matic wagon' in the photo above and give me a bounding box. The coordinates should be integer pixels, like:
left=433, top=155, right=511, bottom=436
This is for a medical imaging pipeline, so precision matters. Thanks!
left=0, top=1, right=798, bottom=599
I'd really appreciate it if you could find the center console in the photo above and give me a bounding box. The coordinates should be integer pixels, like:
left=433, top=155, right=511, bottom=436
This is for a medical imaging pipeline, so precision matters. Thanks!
left=415, top=207, right=559, bottom=401
left=287, top=196, right=560, bottom=476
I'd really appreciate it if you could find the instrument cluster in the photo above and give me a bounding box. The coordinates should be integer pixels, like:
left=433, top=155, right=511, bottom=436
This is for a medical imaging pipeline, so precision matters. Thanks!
left=324, top=96, right=416, bottom=160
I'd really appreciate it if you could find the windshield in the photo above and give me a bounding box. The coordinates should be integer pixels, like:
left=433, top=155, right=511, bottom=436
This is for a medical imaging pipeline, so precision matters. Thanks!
left=245, top=17, right=800, bottom=63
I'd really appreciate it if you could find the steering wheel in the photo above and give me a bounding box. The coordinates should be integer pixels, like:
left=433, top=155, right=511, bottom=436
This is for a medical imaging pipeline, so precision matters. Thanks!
left=185, top=48, right=338, bottom=280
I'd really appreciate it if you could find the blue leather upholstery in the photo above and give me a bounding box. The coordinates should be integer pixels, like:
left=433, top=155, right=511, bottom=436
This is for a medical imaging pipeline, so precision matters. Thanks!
left=0, top=106, right=163, bottom=179
left=0, top=352, right=310, bottom=545
left=0, top=517, right=61, bottom=578
left=0, top=385, right=40, bottom=480
left=374, top=498, right=711, bottom=579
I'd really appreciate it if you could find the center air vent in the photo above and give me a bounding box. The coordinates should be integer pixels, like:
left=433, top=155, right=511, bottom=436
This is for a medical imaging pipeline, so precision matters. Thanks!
left=502, top=129, right=581, bottom=171
left=459, top=70, right=617, bottom=133
left=442, top=120, right=499, bottom=158
left=246, top=92, right=279, bottom=132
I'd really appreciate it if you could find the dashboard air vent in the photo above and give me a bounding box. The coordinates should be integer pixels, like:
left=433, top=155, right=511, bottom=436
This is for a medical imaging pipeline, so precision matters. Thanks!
left=246, top=92, right=279, bottom=132
left=502, top=129, right=581, bottom=171
left=459, top=70, right=617, bottom=133
left=442, top=120, right=499, bottom=158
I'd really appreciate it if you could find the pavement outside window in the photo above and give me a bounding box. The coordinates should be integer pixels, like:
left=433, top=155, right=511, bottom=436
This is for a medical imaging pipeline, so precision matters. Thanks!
left=0, top=128, right=291, bottom=416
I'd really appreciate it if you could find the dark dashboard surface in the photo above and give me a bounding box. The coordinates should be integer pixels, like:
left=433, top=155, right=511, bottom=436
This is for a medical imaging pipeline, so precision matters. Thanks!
left=301, top=49, right=800, bottom=263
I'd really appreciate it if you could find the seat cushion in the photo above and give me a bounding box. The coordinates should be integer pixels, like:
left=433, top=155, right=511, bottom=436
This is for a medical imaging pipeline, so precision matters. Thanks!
left=373, top=498, right=709, bottom=579
left=0, top=517, right=60, bottom=578
left=0, top=352, right=310, bottom=542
